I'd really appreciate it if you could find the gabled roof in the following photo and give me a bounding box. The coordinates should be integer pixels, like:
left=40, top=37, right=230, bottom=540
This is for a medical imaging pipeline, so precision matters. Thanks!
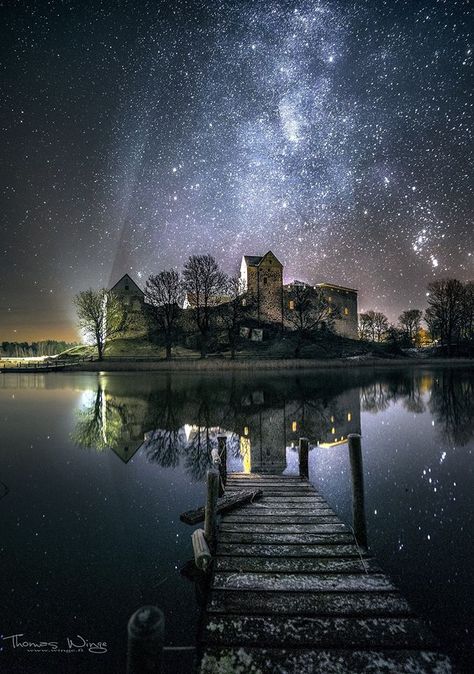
left=243, top=251, right=283, bottom=267
left=243, top=255, right=263, bottom=267
left=110, top=273, right=144, bottom=296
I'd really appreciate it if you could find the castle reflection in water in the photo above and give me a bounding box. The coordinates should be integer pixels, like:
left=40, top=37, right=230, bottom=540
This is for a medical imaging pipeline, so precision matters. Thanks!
left=68, top=367, right=473, bottom=478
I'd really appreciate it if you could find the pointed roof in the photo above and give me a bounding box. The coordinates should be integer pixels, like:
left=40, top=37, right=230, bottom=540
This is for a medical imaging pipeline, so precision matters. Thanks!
left=243, top=251, right=282, bottom=267
left=243, top=255, right=263, bottom=267
left=110, top=273, right=144, bottom=295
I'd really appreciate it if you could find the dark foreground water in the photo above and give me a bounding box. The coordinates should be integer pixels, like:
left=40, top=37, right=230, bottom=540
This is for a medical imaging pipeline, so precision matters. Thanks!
left=0, top=367, right=473, bottom=673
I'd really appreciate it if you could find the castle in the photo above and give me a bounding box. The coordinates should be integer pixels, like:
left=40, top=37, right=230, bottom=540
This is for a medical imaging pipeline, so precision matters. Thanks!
left=239, top=251, right=358, bottom=339
left=110, top=251, right=358, bottom=339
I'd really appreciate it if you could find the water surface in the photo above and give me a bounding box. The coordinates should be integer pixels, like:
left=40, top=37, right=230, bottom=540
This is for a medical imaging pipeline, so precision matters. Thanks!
left=0, top=367, right=472, bottom=672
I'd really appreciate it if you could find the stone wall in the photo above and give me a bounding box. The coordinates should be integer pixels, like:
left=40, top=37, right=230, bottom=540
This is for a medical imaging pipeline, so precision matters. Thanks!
left=317, top=285, right=358, bottom=339
left=244, top=252, right=283, bottom=325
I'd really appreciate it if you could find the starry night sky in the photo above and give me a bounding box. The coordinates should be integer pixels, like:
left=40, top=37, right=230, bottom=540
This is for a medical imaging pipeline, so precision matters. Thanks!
left=1, top=0, right=472, bottom=340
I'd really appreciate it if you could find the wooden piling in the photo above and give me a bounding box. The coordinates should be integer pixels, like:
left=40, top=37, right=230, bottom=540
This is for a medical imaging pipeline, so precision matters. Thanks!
left=204, top=468, right=220, bottom=546
left=192, top=528, right=212, bottom=571
left=127, top=605, right=164, bottom=674
left=217, top=435, right=227, bottom=484
left=298, top=437, right=309, bottom=479
left=348, top=433, right=368, bottom=549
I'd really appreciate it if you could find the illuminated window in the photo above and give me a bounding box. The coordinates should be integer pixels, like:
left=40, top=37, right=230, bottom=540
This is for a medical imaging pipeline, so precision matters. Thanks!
left=347, top=412, right=352, bottom=421
left=328, top=296, right=332, bottom=302
left=331, top=427, right=336, bottom=434
left=344, top=307, right=349, bottom=315
left=244, top=426, right=249, bottom=436
left=289, top=300, right=295, bottom=310
left=330, top=415, right=334, bottom=423
left=292, top=421, right=297, bottom=432
left=242, top=298, right=247, bottom=307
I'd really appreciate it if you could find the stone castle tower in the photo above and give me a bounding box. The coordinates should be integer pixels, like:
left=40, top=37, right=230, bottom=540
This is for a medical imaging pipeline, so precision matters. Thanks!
left=240, top=251, right=283, bottom=325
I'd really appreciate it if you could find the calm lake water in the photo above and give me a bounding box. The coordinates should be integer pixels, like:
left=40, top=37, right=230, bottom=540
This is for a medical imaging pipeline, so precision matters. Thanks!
left=0, top=367, right=473, bottom=673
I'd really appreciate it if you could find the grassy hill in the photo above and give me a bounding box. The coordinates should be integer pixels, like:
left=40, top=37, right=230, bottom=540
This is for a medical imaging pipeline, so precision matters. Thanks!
left=58, top=332, right=400, bottom=361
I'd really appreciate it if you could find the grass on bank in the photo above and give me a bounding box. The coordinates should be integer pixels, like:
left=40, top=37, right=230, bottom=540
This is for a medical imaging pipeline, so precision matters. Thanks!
left=55, top=332, right=411, bottom=361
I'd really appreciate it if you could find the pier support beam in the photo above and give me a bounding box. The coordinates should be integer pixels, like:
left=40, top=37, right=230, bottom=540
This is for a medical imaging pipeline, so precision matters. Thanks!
left=299, top=437, right=309, bottom=479
left=217, top=435, right=227, bottom=493
left=348, top=433, right=368, bottom=550
left=204, top=468, right=220, bottom=547
left=127, top=605, right=164, bottom=674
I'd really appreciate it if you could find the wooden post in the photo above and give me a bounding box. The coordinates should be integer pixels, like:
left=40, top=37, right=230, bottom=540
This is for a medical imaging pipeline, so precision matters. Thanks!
left=192, top=528, right=212, bottom=571
left=217, top=435, right=227, bottom=495
left=299, top=437, right=309, bottom=479
left=348, top=433, right=368, bottom=549
left=204, top=468, right=219, bottom=546
left=127, top=605, right=164, bottom=674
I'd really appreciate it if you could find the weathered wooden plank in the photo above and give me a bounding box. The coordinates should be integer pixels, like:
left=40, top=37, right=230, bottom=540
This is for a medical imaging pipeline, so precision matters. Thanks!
left=215, top=555, right=380, bottom=574
left=227, top=478, right=305, bottom=484
left=239, top=503, right=334, bottom=511
left=220, top=522, right=348, bottom=533
left=228, top=473, right=303, bottom=480
left=227, top=484, right=310, bottom=490
left=227, top=481, right=311, bottom=488
left=226, top=489, right=327, bottom=507
left=180, top=489, right=263, bottom=524
left=228, top=474, right=307, bottom=478
left=207, top=590, right=414, bottom=617
left=200, top=648, right=452, bottom=674
left=212, top=572, right=396, bottom=592
left=219, top=531, right=355, bottom=544
left=221, top=514, right=342, bottom=524
left=217, top=543, right=366, bottom=558
left=202, top=615, right=437, bottom=649
left=240, top=504, right=334, bottom=512
left=256, top=496, right=330, bottom=503
left=226, top=491, right=319, bottom=499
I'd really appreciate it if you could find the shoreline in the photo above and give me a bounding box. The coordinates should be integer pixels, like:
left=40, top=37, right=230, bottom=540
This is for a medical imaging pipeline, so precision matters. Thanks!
left=1, top=356, right=471, bottom=373
left=0, top=358, right=474, bottom=375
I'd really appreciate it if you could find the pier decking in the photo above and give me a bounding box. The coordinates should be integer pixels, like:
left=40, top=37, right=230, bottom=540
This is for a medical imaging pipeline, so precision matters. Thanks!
left=199, top=473, right=452, bottom=673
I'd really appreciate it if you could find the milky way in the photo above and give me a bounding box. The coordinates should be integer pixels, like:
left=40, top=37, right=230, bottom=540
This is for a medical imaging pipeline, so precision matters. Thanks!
left=0, top=0, right=472, bottom=339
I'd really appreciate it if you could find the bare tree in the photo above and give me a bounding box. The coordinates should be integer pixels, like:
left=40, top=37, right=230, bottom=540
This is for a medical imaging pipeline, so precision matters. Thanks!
left=425, top=279, right=465, bottom=353
left=74, top=289, right=126, bottom=360
left=145, top=270, right=184, bottom=359
left=358, top=312, right=374, bottom=341
left=461, top=281, right=474, bottom=343
left=285, top=284, right=336, bottom=357
left=398, top=309, right=423, bottom=345
left=182, top=254, right=227, bottom=357
left=218, top=276, right=253, bottom=360
left=358, top=310, right=389, bottom=342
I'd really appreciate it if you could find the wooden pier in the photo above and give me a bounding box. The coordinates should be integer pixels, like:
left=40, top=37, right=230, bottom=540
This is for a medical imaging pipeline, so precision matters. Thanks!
left=198, top=473, right=452, bottom=673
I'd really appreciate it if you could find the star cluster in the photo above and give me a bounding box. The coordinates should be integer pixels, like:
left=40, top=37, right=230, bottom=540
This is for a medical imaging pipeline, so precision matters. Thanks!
left=0, top=0, right=472, bottom=339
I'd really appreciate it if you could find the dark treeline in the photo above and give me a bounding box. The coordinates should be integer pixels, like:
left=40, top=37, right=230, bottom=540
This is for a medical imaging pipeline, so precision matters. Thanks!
left=359, top=278, right=474, bottom=352
left=0, top=340, right=77, bottom=358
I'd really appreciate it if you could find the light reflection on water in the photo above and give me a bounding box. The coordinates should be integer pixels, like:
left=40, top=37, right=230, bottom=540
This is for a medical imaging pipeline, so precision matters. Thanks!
left=0, top=367, right=472, bottom=672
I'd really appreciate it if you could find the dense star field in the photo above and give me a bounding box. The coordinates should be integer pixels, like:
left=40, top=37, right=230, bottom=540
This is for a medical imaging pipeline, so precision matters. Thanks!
left=1, top=0, right=472, bottom=340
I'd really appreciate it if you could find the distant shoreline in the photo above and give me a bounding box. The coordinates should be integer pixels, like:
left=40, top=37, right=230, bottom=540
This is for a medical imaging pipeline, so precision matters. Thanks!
left=30, top=356, right=474, bottom=373
left=2, top=356, right=473, bottom=374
